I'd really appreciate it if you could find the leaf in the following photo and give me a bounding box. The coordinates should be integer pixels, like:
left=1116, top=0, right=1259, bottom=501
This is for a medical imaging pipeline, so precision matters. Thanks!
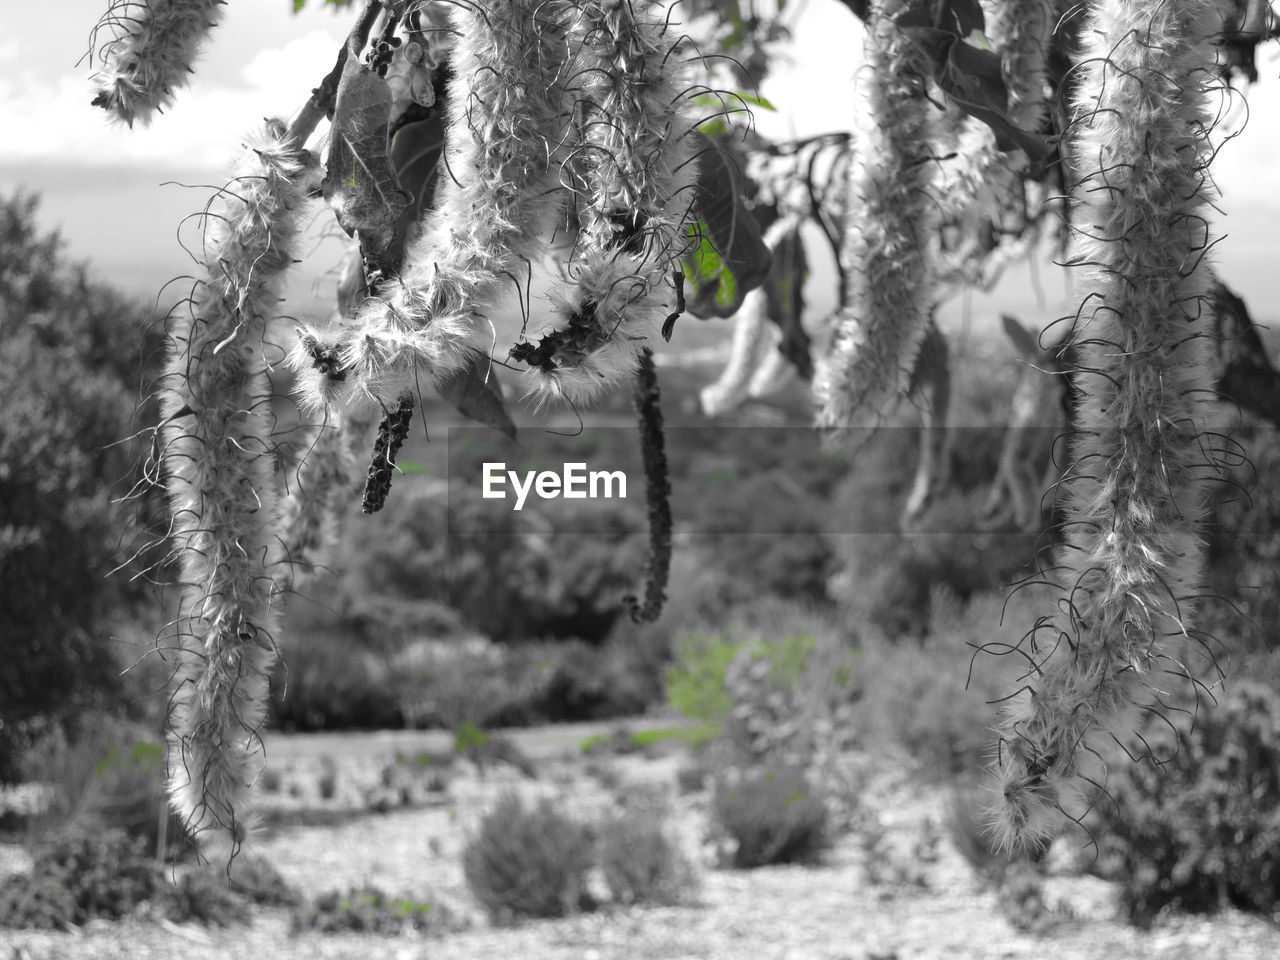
left=322, top=58, right=413, bottom=275
left=941, top=40, right=1053, bottom=165
left=389, top=108, right=445, bottom=255
left=692, top=91, right=775, bottom=139
left=434, top=348, right=517, bottom=440
left=761, top=224, right=813, bottom=380
left=683, top=130, right=772, bottom=319
left=895, top=1, right=1052, bottom=169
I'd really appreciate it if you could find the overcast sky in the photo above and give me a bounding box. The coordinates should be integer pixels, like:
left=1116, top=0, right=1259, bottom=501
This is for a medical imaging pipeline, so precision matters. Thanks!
left=0, top=0, right=1277, bottom=332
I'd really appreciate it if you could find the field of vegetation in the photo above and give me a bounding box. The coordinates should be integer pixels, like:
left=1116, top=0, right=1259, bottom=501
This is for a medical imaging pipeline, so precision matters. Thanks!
left=5, top=171, right=1280, bottom=959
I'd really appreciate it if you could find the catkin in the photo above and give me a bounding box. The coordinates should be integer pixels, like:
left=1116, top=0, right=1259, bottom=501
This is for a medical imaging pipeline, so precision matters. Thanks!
left=160, top=120, right=316, bottom=855
left=815, top=0, right=937, bottom=430
left=90, top=0, right=226, bottom=127
left=279, top=411, right=361, bottom=589
left=295, top=0, right=577, bottom=414
left=989, top=0, right=1222, bottom=852
left=518, top=0, right=700, bottom=407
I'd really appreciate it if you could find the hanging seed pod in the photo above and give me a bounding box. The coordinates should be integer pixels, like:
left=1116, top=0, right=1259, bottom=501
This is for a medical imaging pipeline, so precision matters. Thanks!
left=160, top=119, right=318, bottom=856
left=988, top=0, right=1223, bottom=853
left=304, top=0, right=578, bottom=414
left=89, top=0, right=227, bottom=127
left=623, top=348, right=672, bottom=624
left=518, top=0, right=701, bottom=407
left=815, top=0, right=938, bottom=431
left=361, top=391, right=415, bottom=514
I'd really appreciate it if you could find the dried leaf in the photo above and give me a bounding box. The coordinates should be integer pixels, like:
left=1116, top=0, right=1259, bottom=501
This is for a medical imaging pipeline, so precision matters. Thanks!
left=322, top=58, right=413, bottom=274
left=761, top=225, right=813, bottom=380
left=435, top=349, right=517, bottom=440
left=896, top=2, right=1052, bottom=169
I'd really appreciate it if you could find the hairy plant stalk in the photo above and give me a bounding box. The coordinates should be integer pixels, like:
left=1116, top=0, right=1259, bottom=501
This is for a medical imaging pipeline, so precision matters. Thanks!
left=518, top=0, right=700, bottom=406
left=932, top=0, right=1054, bottom=288
left=160, top=119, right=316, bottom=855
left=815, top=0, right=938, bottom=429
left=298, top=0, right=577, bottom=414
left=280, top=412, right=360, bottom=588
left=89, top=0, right=227, bottom=127
left=989, top=0, right=1222, bottom=852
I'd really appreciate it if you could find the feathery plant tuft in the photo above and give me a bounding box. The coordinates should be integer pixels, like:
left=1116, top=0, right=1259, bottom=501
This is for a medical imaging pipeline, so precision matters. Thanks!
left=295, top=0, right=581, bottom=414
left=89, top=0, right=227, bottom=127
left=517, top=0, right=701, bottom=406
left=815, top=0, right=939, bottom=431
left=988, top=0, right=1225, bottom=853
left=160, top=119, right=318, bottom=856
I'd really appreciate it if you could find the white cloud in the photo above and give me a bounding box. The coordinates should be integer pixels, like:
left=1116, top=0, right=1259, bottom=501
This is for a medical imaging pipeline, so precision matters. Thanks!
left=0, top=30, right=343, bottom=169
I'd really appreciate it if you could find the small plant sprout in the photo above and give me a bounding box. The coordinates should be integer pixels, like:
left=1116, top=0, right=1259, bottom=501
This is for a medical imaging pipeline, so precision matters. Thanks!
left=816, top=0, right=939, bottom=431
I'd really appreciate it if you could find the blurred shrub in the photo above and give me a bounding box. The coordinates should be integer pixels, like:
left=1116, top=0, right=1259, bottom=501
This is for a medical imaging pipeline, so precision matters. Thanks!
left=223, top=854, right=303, bottom=908
left=0, top=193, right=162, bottom=781
left=0, top=829, right=160, bottom=928
left=1091, top=680, right=1280, bottom=923
left=20, top=717, right=189, bottom=856
left=269, top=611, right=404, bottom=731
left=462, top=792, right=595, bottom=920
left=345, top=486, right=644, bottom=645
left=853, top=587, right=1027, bottom=780
left=598, top=801, right=696, bottom=905
left=162, top=868, right=246, bottom=927
left=317, top=756, right=338, bottom=800
left=710, top=764, right=830, bottom=868
left=293, top=884, right=460, bottom=935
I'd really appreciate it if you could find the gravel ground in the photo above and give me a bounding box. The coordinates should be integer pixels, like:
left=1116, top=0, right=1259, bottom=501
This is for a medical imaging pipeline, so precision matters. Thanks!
left=3, top=733, right=1279, bottom=960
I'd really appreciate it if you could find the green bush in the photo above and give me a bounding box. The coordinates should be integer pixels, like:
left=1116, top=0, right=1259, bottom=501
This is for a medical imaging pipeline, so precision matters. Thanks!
left=710, top=764, right=830, bottom=868
left=293, top=884, right=459, bottom=935
left=598, top=802, right=696, bottom=905
left=462, top=792, right=595, bottom=920
left=1091, top=680, right=1280, bottom=923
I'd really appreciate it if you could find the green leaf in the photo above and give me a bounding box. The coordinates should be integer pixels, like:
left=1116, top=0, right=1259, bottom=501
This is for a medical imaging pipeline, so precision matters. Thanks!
left=682, top=132, right=772, bottom=318
left=395, top=459, right=432, bottom=475
left=692, top=92, right=775, bottom=139
left=293, top=0, right=306, bottom=12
